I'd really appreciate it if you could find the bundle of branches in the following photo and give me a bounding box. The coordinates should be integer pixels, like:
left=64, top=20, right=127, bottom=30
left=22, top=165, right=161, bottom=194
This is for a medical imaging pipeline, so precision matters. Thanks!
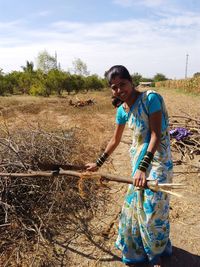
left=169, top=115, right=200, bottom=161
left=0, top=123, right=109, bottom=265
left=69, top=98, right=95, bottom=107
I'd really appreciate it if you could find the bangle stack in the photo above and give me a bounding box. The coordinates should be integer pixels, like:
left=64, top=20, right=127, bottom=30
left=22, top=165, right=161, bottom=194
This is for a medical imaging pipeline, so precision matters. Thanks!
left=138, top=151, right=154, bottom=172
left=96, top=152, right=109, bottom=167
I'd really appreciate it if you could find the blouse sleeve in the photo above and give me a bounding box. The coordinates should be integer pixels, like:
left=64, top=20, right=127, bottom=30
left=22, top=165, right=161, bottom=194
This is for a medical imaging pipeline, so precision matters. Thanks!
left=147, top=93, right=162, bottom=114
left=116, top=105, right=127, bottom=125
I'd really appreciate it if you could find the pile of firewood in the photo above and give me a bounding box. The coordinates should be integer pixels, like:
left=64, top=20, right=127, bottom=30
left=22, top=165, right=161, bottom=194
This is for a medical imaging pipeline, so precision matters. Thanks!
left=69, top=98, right=95, bottom=107
left=169, top=115, right=200, bottom=161
left=0, top=124, right=108, bottom=265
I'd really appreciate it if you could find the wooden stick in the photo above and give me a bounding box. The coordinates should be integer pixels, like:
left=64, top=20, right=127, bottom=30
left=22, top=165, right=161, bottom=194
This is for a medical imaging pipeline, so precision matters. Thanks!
left=0, top=169, right=133, bottom=182
left=0, top=169, right=185, bottom=188
left=0, top=171, right=55, bottom=177
left=60, top=170, right=134, bottom=184
left=0, top=169, right=133, bottom=184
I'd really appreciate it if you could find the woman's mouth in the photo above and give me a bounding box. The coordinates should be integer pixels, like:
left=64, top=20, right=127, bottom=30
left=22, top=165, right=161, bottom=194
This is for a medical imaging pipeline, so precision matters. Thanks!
left=119, top=93, right=126, bottom=99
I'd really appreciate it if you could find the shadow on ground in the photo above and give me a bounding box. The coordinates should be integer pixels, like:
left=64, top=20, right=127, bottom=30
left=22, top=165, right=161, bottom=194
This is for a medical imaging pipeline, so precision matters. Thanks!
left=163, top=246, right=200, bottom=267
left=52, top=207, right=200, bottom=266
left=55, top=235, right=200, bottom=267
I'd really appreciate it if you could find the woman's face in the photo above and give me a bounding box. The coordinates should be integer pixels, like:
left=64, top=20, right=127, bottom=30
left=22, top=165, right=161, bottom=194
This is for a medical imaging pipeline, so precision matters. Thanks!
left=110, top=76, right=133, bottom=102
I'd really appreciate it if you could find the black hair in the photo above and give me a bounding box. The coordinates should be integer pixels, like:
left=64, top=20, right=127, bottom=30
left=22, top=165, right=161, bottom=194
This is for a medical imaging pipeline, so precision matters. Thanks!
left=111, top=96, right=123, bottom=108
left=105, top=65, right=132, bottom=85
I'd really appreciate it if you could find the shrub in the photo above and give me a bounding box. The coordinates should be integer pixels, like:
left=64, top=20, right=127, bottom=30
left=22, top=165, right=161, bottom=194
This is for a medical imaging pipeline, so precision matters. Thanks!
left=29, top=84, right=50, bottom=96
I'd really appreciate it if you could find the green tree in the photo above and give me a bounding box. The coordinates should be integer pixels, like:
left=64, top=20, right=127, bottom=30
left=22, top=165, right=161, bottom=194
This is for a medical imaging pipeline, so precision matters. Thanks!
left=63, top=74, right=74, bottom=95
left=4, top=72, right=20, bottom=94
left=29, top=70, right=50, bottom=96
left=46, top=69, right=67, bottom=96
left=18, top=72, right=32, bottom=94
left=153, top=73, right=168, bottom=82
left=18, top=61, right=36, bottom=94
left=0, top=72, right=6, bottom=95
left=131, top=73, right=142, bottom=86
left=64, top=74, right=85, bottom=94
left=72, top=58, right=89, bottom=76
left=193, top=72, right=200, bottom=78
left=0, top=70, right=16, bottom=95
left=21, top=61, right=34, bottom=73
left=84, top=75, right=104, bottom=91
left=36, top=50, right=57, bottom=74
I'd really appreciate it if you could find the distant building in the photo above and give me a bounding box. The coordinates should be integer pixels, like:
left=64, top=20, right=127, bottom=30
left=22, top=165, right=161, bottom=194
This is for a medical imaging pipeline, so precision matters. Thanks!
left=139, top=82, right=152, bottom=87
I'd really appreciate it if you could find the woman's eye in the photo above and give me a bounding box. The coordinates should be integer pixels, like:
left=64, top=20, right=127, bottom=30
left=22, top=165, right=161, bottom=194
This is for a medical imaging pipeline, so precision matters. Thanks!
left=111, top=82, right=126, bottom=91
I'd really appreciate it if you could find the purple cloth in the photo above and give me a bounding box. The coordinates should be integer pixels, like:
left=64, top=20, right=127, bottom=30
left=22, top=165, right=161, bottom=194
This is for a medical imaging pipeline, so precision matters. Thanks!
left=169, top=127, right=191, bottom=141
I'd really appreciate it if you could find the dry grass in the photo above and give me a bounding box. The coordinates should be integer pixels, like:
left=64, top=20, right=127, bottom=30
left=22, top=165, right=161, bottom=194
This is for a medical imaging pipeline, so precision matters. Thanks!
left=0, top=91, right=116, bottom=266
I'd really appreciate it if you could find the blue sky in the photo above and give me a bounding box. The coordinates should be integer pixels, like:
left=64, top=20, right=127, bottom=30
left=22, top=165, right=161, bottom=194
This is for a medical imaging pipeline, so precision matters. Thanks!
left=0, top=0, right=200, bottom=78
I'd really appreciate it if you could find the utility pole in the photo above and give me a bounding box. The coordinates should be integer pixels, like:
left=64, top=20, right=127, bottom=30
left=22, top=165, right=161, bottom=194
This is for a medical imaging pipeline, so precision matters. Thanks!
left=55, top=51, right=58, bottom=69
left=185, top=53, right=189, bottom=79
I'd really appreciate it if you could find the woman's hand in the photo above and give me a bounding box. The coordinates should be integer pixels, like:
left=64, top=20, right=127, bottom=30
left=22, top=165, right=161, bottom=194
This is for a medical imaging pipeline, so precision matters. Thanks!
left=85, top=162, right=99, bottom=172
left=133, top=170, right=146, bottom=187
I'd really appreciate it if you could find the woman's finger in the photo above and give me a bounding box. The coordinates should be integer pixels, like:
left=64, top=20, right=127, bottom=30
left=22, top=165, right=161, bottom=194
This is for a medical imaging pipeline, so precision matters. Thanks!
left=138, top=177, right=142, bottom=187
left=135, top=178, right=140, bottom=187
left=142, top=177, right=146, bottom=187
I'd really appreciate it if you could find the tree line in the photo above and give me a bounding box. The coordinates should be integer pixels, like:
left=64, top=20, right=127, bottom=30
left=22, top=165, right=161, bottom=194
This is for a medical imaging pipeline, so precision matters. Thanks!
left=0, top=50, right=169, bottom=96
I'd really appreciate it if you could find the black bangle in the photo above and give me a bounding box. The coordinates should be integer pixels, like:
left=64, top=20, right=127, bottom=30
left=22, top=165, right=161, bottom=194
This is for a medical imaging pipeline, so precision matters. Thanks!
left=138, top=165, right=147, bottom=172
left=146, top=151, right=154, bottom=161
left=138, top=151, right=154, bottom=172
left=96, top=152, right=109, bottom=167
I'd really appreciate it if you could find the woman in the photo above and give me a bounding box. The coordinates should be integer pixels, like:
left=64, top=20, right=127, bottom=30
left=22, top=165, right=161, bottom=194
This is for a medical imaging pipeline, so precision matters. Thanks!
left=86, top=65, right=173, bottom=267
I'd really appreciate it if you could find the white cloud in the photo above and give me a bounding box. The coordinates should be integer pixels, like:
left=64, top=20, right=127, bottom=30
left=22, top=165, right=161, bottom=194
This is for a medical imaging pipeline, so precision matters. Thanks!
left=36, top=10, right=52, bottom=17
left=0, top=11, right=200, bottom=78
left=142, top=0, right=165, bottom=7
left=0, top=19, right=23, bottom=30
left=113, top=0, right=135, bottom=7
left=160, top=13, right=200, bottom=27
left=113, top=0, right=166, bottom=8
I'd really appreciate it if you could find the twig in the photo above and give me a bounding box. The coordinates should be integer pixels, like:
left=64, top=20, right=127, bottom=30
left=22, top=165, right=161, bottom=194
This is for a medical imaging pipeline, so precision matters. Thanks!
left=0, top=223, right=11, bottom=227
left=170, top=115, right=200, bottom=124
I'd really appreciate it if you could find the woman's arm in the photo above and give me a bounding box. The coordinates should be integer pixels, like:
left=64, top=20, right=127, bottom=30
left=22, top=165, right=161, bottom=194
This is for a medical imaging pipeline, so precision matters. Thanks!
left=134, top=110, right=162, bottom=187
left=147, top=110, right=162, bottom=153
left=86, top=123, right=125, bottom=171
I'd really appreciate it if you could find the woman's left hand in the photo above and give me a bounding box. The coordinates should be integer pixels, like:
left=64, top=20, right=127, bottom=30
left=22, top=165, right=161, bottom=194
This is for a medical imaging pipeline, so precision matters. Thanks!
left=133, top=170, right=146, bottom=187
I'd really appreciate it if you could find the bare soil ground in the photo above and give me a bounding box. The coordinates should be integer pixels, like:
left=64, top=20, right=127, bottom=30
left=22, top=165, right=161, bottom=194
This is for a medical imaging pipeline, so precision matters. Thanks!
left=0, top=88, right=199, bottom=266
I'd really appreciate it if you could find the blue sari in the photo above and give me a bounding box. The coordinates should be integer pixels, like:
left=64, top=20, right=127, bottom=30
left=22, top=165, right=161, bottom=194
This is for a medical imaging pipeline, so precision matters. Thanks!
left=115, top=91, right=173, bottom=264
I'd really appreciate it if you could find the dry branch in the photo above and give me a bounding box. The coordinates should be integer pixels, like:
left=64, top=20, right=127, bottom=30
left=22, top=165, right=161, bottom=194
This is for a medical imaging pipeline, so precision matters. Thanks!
left=0, top=124, right=107, bottom=265
left=170, top=115, right=200, bottom=124
left=69, top=99, right=95, bottom=107
left=169, top=114, right=200, bottom=161
left=0, top=169, right=185, bottom=194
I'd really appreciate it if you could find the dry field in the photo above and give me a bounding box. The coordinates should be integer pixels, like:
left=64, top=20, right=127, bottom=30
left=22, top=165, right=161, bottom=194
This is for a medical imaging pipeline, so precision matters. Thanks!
left=0, top=88, right=199, bottom=266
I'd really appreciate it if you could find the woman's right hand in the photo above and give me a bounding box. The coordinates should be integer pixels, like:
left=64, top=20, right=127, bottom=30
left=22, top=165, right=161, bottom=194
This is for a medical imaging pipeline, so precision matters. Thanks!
left=85, top=162, right=99, bottom=171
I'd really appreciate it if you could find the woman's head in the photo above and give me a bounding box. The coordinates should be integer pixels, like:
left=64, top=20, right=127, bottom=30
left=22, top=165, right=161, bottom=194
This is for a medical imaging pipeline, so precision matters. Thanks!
left=105, top=65, right=134, bottom=105
left=105, top=65, right=132, bottom=85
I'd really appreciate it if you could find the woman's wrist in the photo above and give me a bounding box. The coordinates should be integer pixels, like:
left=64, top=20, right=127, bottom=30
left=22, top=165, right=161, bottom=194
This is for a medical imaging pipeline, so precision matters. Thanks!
left=138, top=151, right=154, bottom=172
left=96, top=152, right=109, bottom=167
